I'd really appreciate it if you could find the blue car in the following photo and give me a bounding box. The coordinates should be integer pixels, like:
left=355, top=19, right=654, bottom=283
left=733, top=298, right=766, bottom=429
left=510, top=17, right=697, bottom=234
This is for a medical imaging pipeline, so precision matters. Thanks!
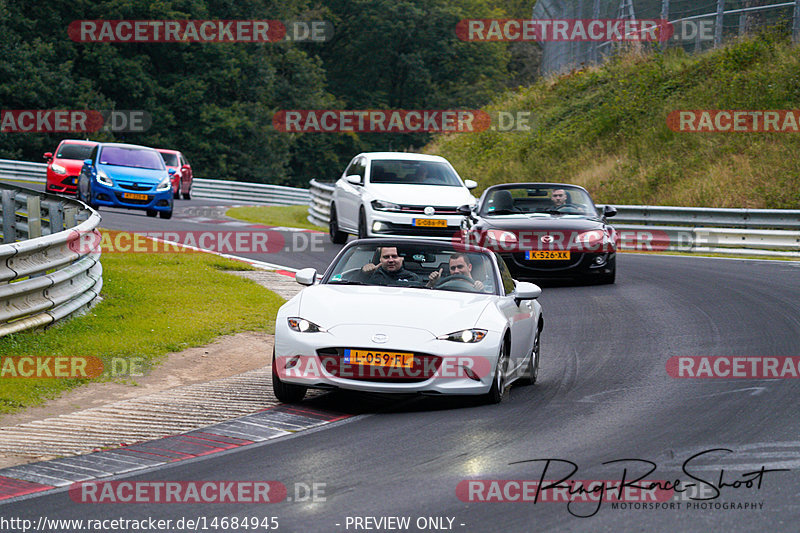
left=77, top=142, right=175, bottom=219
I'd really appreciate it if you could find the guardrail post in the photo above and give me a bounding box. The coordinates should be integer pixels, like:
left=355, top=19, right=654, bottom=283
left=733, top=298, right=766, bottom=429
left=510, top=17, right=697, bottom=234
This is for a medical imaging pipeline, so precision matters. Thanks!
left=46, top=200, right=64, bottom=234
left=715, top=0, right=725, bottom=46
left=2, top=190, right=15, bottom=244
left=660, top=0, right=670, bottom=51
left=64, top=206, right=78, bottom=229
left=27, top=195, right=42, bottom=239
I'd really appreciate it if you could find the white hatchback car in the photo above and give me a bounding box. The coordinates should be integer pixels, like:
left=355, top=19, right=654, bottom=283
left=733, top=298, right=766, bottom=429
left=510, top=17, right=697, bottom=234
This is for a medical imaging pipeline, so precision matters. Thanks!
left=328, top=152, right=478, bottom=243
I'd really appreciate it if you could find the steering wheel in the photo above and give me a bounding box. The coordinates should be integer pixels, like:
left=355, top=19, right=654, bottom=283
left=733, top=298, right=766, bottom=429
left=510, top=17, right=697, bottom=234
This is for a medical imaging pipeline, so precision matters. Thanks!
left=435, top=274, right=477, bottom=291
left=554, top=203, right=583, bottom=213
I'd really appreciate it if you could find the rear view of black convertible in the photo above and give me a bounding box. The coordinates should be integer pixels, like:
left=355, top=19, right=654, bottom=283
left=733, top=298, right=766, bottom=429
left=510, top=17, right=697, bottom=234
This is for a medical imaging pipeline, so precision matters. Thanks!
left=459, top=183, right=618, bottom=284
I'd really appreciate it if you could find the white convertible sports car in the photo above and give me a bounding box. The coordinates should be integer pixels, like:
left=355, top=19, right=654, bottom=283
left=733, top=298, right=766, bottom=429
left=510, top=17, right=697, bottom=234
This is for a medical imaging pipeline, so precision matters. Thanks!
left=272, top=239, right=544, bottom=404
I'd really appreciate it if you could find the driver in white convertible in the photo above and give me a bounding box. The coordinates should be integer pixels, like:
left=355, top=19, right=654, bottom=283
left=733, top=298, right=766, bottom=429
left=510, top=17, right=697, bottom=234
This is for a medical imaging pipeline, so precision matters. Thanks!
left=360, top=246, right=423, bottom=286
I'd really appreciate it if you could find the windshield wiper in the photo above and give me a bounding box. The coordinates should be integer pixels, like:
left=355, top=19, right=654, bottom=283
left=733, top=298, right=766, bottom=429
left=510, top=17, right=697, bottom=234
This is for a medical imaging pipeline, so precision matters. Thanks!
left=327, top=279, right=366, bottom=285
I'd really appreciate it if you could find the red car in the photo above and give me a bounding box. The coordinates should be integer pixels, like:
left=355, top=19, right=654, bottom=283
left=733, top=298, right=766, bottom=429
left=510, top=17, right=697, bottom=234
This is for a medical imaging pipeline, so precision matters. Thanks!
left=44, top=139, right=98, bottom=195
left=156, top=149, right=193, bottom=200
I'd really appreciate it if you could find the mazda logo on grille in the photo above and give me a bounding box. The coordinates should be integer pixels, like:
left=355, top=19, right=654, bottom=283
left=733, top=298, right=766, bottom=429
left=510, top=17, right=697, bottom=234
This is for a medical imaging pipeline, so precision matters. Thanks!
left=541, top=235, right=554, bottom=243
left=372, top=333, right=389, bottom=344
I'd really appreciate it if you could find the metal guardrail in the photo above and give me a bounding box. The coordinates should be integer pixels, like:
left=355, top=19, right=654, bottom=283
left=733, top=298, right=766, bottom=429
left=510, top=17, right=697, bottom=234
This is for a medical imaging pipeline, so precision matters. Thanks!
left=191, top=178, right=310, bottom=206
left=308, top=181, right=800, bottom=257
left=0, top=159, right=47, bottom=184
left=0, top=159, right=311, bottom=207
left=308, top=179, right=335, bottom=226
left=0, top=183, right=102, bottom=337
left=595, top=204, right=800, bottom=257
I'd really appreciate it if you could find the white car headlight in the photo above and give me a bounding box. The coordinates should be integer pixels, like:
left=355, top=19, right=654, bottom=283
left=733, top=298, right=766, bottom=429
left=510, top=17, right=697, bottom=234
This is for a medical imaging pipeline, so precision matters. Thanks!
left=51, top=163, right=67, bottom=175
left=156, top=176, right=171, bottom=191
left=287, top=317, right=326, bottom=333
left=437, top=329, right=487, bottom=343
left=96, top=169, right=114, bottom=187
left=371, top=199, right=401, bottom=212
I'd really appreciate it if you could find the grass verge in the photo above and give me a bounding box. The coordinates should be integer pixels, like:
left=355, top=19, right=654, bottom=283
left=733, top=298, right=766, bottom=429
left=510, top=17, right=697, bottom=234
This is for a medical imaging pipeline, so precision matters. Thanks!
left=0, top=247, right=285, bottom=415
left=226, top=205, right=322, bottom=231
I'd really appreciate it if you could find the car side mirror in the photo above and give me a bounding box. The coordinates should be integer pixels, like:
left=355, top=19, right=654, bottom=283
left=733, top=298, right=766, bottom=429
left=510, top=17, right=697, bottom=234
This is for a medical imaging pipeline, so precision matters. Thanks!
left=457, top=204, right=472, bottom=216
left=182, top=164, right=191, bottom=171
left=603, top=205, right=617, bottom=218
left=512, top=282, right=541, bottom=305
left=345, top=174, right=362, bottom=185
left=463, top=179, right=478, bottom=190
left=168, top=168, right=177, bottom=175
left=83, top=159, right=93, bottom=167
left=43, top=152, right=53, bottom=160
left=295, top=268, right=317, bottom=286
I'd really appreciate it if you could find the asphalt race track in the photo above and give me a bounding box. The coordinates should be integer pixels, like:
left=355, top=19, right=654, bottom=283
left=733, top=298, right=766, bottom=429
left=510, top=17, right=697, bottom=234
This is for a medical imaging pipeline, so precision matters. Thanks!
left=3, top=198, right=800, bottom=532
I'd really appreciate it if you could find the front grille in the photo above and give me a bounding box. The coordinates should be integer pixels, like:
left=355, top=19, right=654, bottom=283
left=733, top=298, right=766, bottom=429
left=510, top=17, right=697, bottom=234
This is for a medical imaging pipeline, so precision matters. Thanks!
left=315, top=348, right=441, bottom=383
left=119, top=183, right=153, bottom=191
left=399, top=205, right=460, bottom=215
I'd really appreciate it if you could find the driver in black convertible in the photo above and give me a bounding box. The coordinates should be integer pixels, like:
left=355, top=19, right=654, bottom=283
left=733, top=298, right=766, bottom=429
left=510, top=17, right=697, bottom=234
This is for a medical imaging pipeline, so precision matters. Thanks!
left=426, top=253, right=485, bottom=291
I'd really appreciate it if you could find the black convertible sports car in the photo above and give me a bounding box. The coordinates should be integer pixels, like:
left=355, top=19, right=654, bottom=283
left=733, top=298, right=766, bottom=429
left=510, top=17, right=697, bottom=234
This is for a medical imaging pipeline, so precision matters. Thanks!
left=458, top=183, right=618, bottom=284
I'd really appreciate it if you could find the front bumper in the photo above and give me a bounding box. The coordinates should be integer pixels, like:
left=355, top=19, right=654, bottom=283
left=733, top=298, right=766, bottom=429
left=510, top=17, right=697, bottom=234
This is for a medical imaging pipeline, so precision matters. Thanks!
left=366, top=210, right=463, bottom=241
left=46, top=173, right=79, bottom=195
left=90, top=182, right=173, bottom=212
left=502, top=251, right=616, bottom=280
left=274, top=323, right=501, bottom=395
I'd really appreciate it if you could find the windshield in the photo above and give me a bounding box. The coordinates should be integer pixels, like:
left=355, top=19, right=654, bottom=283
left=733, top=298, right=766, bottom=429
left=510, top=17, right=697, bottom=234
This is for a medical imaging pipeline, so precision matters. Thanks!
left=159, top=152, right=179, bottom=166
left=324, top=243, right=497, bottom=294
left=481, top=185, right=597, bottom=216
left=369, top=160, right=462, bottom=186
left=56, top=143, right=95, bottom=160
left=99, top=146, right=165, bottom=170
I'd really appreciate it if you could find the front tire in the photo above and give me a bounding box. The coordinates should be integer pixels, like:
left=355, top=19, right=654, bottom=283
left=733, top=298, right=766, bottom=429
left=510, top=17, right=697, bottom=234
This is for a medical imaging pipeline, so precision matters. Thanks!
left=182, top=187, right=191, bottom=200
left=329, top=204, right=348, bottom=244
left=159, top=209, right=173, bottom=219
left=357, top=209, right=368, bottom=240
left=485, top=341, right=510, bottom=404
left=272, top=354, right=307, bottom=403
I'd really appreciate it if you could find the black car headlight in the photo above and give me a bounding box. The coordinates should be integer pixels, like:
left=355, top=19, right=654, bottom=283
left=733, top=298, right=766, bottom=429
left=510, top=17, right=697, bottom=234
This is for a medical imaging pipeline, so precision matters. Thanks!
left=437, top=329, right=487, bottom=343
left=287, top=317, right=326, bottom=333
